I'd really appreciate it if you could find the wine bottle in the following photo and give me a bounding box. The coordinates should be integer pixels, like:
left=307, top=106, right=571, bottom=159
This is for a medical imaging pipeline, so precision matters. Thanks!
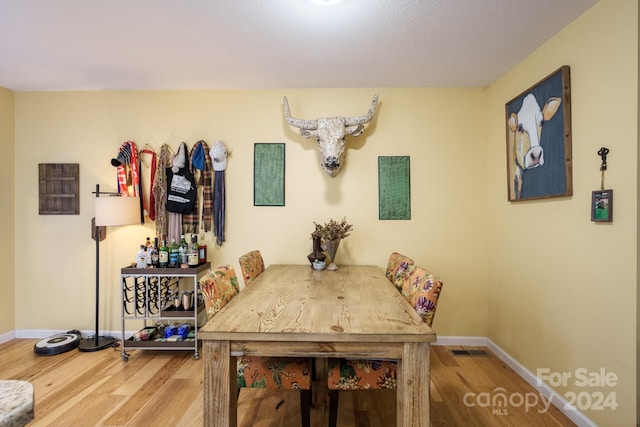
left=145, top=237, right=152, bottom=266
left=151, top=237, right=160, bottom=268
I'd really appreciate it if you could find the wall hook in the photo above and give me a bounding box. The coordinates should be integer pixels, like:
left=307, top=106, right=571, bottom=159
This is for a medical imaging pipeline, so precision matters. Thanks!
left=597, top=147, right=609, bottom=171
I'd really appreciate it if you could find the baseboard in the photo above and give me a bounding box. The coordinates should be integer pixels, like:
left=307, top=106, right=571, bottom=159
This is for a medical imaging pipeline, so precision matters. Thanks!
left=9, top=331, right=596, bottom=425
left=0, top=330, right=15, bottom=345
left=436, top=336, right=596, bottom=427
left=483, top=338, right=596, bottom=427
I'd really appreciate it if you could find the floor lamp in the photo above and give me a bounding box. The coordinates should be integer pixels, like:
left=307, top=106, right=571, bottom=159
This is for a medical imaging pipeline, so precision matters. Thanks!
left=79, top=184, right=140, bottom=352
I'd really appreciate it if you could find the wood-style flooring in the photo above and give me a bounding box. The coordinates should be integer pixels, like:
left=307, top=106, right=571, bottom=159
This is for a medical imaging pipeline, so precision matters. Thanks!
left=0, top=339, right=575, bottom=426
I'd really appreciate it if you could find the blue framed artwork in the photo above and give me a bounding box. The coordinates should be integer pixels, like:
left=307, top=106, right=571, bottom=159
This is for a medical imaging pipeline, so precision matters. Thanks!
left=254, top=143, right=285, bottom=206
left=506, top=65, right=572, bottom=201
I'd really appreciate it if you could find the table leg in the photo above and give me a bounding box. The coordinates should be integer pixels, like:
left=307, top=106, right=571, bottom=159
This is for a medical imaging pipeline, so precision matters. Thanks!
left=397, top=342, right=430, bottom=427
left=203, top=340, right=237, bottom=427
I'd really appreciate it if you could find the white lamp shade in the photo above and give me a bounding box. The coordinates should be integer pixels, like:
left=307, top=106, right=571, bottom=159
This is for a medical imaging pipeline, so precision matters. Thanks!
left=95, top=196, right=140, bottom=226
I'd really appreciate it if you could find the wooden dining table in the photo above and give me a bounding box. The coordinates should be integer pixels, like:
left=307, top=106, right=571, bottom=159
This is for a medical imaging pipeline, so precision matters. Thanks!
left=198, top=264, right=436, bottom=427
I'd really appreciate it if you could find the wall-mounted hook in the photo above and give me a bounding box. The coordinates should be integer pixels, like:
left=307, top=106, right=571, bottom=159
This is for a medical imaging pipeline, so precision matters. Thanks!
left=598, top=147, right=609, bottom=171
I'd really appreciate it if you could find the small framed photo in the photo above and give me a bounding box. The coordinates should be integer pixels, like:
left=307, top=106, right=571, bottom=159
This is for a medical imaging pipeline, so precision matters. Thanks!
left=591, top=190, right=613, bottom=222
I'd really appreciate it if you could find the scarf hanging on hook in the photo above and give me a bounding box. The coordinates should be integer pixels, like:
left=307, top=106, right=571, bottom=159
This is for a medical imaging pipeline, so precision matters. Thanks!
left=184, top=140, right=213, bottom=234
left=111, top=140, right=144, bottom=224
left=139, top=148, right=157, bottom=221
left=152, top=144, right=172, bottom=238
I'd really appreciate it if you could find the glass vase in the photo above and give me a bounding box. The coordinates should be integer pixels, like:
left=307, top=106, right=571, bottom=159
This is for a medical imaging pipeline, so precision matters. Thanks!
left=324, top=238, right=341, bottom=271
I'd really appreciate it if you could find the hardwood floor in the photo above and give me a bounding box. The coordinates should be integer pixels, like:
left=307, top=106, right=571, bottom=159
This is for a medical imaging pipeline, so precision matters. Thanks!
left=0, top=339, right=575, bottom=426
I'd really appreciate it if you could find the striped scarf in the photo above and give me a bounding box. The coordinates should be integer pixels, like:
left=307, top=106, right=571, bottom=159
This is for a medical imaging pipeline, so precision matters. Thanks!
left=184, top=140, right=213, bottom=234
left=214, top=170, right=225, bottom=246
left=116, top=141, right=139, bottom=197
left=115, top=140, right=144, bottom=224
left=152, top=143, right=172, bottom=239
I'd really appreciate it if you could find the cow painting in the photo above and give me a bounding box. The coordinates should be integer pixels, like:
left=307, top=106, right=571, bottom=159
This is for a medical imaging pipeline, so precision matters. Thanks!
left=505, top=65, right=572, bottom=201
left=507, top=93, right=562, bottom=199
left=283, top=95, right=378, bottom=177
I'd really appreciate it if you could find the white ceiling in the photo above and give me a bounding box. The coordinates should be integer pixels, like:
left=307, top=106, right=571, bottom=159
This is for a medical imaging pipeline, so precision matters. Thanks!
left=0, top=0, right=598, bottom=92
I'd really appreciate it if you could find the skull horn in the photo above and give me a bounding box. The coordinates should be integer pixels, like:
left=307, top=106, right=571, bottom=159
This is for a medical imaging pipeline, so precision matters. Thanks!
left=283, top=97, right=317, bottom=130
left=344, top=94, right=379, bottom=126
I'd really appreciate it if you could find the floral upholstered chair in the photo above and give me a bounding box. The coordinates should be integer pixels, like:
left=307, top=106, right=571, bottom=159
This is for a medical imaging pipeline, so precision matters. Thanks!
left=238, top=250, right=266, bottom=287
left=201, top=264, right=312, bottom=427
left=401, top=265, right=443, bottom=326
left=326, top=265, right=443, bottom=427
left=199, top=264, right=239, bottom=319
left=385, top=251, right=415, bottom=292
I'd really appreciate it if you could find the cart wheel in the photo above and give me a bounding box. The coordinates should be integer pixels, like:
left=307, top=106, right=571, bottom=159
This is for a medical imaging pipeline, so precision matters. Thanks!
left=194, top=354, right=199, bottom=360
left=121, top=353, right=129, bottom=362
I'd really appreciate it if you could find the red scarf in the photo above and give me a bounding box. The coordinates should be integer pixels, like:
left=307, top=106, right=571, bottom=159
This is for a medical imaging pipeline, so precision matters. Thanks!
left=115, top=140, right=144, bottom=224
left=116, top=141, right=140, bottom=197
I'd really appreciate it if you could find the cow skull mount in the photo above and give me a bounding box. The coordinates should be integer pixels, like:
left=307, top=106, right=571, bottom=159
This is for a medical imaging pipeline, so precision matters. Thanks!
left=283, top=95, right=378, bottom=177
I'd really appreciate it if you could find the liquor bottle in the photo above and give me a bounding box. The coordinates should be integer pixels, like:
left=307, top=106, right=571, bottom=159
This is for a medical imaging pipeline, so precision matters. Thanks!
left=151, top=237, right=160, bottom=268
left=198, top=242, right=207, bottom=264
left=188, top=235, right=199, bottom=267
left=179, top=234, right=188, bottom=267
left=136, top=245, right=147, bottom=268
left=169, top=239, right=179, bottom=268
left=143, top=237, right=153, bottom=267
left=145, top=245, right=152, bottom=267
left=159, top=239, right=169, bottom=268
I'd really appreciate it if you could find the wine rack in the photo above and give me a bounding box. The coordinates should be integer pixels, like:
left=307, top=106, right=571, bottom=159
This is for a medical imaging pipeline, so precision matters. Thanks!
left=119, top=263, right=210, bottom=361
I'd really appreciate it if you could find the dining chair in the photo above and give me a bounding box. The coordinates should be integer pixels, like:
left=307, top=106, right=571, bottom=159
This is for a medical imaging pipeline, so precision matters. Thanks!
left=326, top=265, right=443, bottom=427
left=385, top=251, right=415, bottom=292
left=199, top=264, right=240, bottom=318
left=238, top=249, right=266, bottom=287
left=239, top=249, right=321, bottom=385
left=199, top=265, right=312, bottom=427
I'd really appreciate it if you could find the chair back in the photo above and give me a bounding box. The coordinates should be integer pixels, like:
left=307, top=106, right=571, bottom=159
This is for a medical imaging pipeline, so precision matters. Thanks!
left=385, top=252, right=415, bottom=291
left=199, top=264, right=240, bottom=320
left=401, top=265, right=443, bottom=326
left=238, top=250, right=265, bottom=287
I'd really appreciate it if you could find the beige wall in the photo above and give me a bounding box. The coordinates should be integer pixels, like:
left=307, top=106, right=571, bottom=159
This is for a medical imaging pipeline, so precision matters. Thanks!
left=485, top=0, right=637, bottom=425
left=5, top=0, right=637, bottom=424
left=13, top=88, right=488, bottom=338
left=0, top=87, right=15, bottom=335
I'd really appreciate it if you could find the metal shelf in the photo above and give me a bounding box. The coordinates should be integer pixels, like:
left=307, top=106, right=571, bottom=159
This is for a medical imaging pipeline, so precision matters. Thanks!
left=120, top=263, right=211, bottom=361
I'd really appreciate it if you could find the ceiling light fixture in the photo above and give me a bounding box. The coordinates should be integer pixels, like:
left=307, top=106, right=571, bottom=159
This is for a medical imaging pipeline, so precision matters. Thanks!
left=309, top=0, right=343, bottom=5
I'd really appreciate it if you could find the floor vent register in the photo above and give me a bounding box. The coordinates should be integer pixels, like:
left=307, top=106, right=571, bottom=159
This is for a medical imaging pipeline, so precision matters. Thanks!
left=449, top=349, right=490, bottom=357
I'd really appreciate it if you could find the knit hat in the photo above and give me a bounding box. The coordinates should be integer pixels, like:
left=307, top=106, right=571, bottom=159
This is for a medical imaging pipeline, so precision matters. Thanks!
left=210, top=140, right=228, bottom=171
left=192, top=142, right=206, bottom=170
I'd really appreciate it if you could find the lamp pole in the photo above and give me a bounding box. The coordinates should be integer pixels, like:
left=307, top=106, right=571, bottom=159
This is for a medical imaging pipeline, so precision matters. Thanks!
left=78, top=184, right=116, bottom=352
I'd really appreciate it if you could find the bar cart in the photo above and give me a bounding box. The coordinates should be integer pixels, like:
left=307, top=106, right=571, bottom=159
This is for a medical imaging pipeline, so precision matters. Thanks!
left=119, top=263, right=210, bottom=361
